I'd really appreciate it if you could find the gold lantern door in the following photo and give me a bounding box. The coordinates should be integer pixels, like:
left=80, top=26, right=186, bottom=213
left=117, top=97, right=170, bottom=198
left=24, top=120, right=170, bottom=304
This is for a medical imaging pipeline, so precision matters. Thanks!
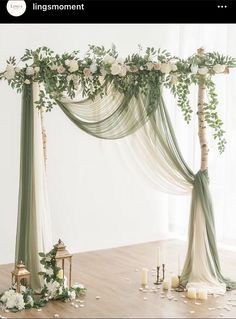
left=54, top=239, right=73, bottom=288
left=11, top=261, right=31, bottom=292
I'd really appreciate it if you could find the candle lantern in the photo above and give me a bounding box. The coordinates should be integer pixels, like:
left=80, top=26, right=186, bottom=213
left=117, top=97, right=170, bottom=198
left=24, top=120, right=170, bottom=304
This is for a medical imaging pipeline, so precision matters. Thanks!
left=11, top=261, right=30, bottom=292
left=54, top=239, right=73, bottom=288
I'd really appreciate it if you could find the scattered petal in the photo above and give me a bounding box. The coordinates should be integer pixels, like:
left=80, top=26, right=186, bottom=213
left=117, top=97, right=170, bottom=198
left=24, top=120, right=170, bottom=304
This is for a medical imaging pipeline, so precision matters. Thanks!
left=161, top=295, right=165, bottom=298
left=96, top=296, right=101, bottom=300
left=189, top=310, right=195, bottom=314
left=135, top=269, right=139, bottom=272
left=54, top=315, right=59, bottom=318
left=181, top=295, right=186, bottom=298
left=37, top=309, right=42, bottom=312
left=80, top=304, right=85, bottom=308
left=183, top=300, right=188, bottom=304
left=143, top=297, right=148, bottom=301
left=195, top=302, right=202, bottom=305
left=139, top=288, right=143, bottom=291
left=208, top=307, right=216, bottom=311
left=71, top=303, right=75, bottom=306
left=219, top=314, right=224, bottom=317
left=173, top=298, right=178, bottom=301
left=74, top=304, right=79, bottom=309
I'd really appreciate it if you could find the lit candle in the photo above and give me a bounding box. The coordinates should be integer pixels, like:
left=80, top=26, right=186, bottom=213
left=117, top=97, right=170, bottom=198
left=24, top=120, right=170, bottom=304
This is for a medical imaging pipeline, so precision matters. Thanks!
left=141, top=268, right=148, bottom=286
left=171, top=276, right=179, bottom=288
left=187, top=288, right=197, bottom=299
left=157, top=247, right=161, bottom=267
left=162, top=280, right=169, bottom=290
left=198, top=288, right=208, bottom=300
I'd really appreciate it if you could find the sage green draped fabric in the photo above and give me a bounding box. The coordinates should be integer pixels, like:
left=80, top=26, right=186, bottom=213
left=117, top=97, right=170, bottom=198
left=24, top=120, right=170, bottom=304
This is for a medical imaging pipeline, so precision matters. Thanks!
left=56, top=86, right=236, bottom=292
left=15, top=84, right=42, bottom=290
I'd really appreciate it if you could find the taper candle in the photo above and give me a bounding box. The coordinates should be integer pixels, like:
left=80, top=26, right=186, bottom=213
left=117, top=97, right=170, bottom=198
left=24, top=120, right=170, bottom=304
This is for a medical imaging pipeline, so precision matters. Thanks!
left=141, top=268, right=149, bottom=286
left=157, top=247, right=161, bottom=267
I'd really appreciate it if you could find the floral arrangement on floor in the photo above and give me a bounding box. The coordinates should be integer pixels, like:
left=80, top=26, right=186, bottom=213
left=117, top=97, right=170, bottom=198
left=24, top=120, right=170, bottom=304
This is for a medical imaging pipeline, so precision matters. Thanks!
left=0, top=247, right=86, bottom=312
left=0, top=46, right=236, bottom=152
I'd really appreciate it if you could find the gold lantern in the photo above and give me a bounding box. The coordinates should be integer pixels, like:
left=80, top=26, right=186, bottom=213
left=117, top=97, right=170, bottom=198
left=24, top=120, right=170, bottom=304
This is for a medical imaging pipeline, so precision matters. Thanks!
left=54, top=239, right=73, bottom=288
left=11, top=261, right=31, bottom=292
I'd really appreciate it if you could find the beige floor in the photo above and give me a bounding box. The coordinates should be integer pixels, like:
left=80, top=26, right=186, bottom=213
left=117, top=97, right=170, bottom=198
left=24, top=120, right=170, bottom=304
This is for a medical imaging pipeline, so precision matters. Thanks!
left=1, top=239, right=236, bottom=318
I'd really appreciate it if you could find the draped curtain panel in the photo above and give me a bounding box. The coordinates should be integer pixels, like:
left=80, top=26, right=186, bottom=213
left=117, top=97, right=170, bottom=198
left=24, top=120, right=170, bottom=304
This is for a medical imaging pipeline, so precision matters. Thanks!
left=16, top=83, right=52, bottom=291
left=16, top=81, right=236, bottom=292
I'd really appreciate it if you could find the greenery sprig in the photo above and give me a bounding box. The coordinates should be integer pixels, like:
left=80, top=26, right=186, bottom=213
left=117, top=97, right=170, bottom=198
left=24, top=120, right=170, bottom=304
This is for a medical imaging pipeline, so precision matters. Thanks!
left=0, top=46, right=235, bottom=153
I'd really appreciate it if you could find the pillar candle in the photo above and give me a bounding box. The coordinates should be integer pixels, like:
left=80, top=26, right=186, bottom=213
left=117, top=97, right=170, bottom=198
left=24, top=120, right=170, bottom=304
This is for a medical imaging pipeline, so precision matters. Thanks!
left=198, top=288, right=208, bottom=300
left=171, top=276, right=179, bottom=288
left=162, top=280, right=169, bottom=290
left=187, top=288, right=197, bottom=299
left=157, top=247, right=161, bottom=267
left=141, top=268, right=148, bottom=286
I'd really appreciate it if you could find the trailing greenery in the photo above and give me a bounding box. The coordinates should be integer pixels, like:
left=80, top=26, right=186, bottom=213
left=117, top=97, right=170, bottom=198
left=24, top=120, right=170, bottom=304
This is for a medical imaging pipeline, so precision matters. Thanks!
left=0, top=46, right=235, bottom=153
left=0, top=247, right=86, bottom=312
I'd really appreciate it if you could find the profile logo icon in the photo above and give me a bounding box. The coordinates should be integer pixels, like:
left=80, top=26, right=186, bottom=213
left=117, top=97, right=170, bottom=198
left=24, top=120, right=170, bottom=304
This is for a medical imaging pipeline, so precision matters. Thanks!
left=7, top=0, right=26, bottom=17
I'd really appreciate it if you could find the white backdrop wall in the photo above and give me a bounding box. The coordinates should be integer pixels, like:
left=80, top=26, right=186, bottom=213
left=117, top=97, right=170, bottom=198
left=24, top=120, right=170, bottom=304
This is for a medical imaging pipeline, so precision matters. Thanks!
left=0, top=24, right=236, bottom=264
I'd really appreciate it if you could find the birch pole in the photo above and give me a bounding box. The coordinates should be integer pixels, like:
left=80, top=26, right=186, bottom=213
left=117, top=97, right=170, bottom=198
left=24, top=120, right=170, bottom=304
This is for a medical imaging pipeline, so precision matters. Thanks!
left=197, top=48, right=209, bottom=171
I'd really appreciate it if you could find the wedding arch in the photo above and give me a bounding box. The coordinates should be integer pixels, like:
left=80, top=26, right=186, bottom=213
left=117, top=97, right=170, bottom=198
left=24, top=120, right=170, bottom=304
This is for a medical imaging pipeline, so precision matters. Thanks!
left=1, top=45, right=236, bottom=294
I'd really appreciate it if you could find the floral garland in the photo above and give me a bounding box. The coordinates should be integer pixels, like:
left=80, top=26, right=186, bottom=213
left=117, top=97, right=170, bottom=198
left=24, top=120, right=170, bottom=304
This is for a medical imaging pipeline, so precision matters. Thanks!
left=0, top=46, right=235, bottom=153
left=0, top=247, right=86, bottom=312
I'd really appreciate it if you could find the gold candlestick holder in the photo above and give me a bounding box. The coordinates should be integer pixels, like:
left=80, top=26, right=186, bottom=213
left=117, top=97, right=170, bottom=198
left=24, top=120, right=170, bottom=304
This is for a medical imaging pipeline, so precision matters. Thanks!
left=154, top=266, right=162, bottom=285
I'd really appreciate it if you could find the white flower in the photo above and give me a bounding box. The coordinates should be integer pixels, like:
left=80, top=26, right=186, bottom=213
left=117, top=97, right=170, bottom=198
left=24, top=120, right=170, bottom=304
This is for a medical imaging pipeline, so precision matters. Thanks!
left=57, top=65, right=65, bottom=74
left=116, top=57, right=124, bottom=64
left=50, top=64, right=58, bottom=71
left=65, top=59, right=70, bottom=66
left=146, top=62, right=154, bottom=71
left=26, top=295, right=34, bottom=307
left=15, top=67, right=21, bottom=73
left=90, top=63, right=97, bottom=73
left=24, top=79, right=31, bottom=84
left=190, top=64, right=198, bottom=74
left=103, top=54, right=115, bottom=65
left=58, top=287, right=63, bottom=295
left=20, top=285, right=26, bottom=293
left=4, top=65, right=15, bottom=80
left=68, top=60, right=79, bottom=73
left=72, top=283, right=84, bottom=289
left=213, top=64, right=226, bottom=73
left=2, top=290, right=25, bottom=310
left=57, top=269, right=64, bottom=280
left=198, top=66, right=208, bottom=75
left=26, top=67, right=35, bottom=76
left=46, top=280, right=60, bottom=297
left=69, top=290, right=76, bottom=300
left=34, top=66, right=40, bottom=73
left=119, top=65, right=127, bottom=77
left=170, top=63, right=178, bottom=72
left=14, top=293, right=25, bottom=310
left=111, top=63, right=121, bottom=75
left=170, top=74, right=178, bottom=85
left=160, top=63, right=172, bottom=74
left=45, top=268, right=54, bottom=276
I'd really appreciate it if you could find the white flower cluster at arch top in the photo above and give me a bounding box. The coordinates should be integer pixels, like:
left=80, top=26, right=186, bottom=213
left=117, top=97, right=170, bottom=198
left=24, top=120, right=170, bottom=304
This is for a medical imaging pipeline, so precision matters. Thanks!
left=0, top=46, right=235, bottom=153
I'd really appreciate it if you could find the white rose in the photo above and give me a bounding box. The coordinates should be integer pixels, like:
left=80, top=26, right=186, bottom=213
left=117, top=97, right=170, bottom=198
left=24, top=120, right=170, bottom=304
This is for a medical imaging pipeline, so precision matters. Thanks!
left=65, top=59, right=70, bottom=66
left=69, top=290, right=76, bottom=300
left=111, top=63, right=121, bottom=75
left=160, top=63, right=172, bottom=74
left=170, top=63, right=178, bottom=72
left=4, top=65, right=15, bottom=80
left=90, top=63, right=97, bottom=73
left=103, top=54, right=115, bottom=65
left=146, top=62, right=154, bottom=71
left=26, top=67, right=35, bottom=76
left=24, top=79, right=31, bottom=84
left=15, top=67, right=21, bottom=73
left=213, top=64, right=226, bottom=74
left=198, top=66, right=208, bottom=75
left=190, top=64, right=198, bottom=74
left=153, top=63, right=161, bottom=71
left=26, top=295, right=34, bottom=307
left=68, top=60, right=79, bottom=73
left=58, top=286, right=63, bottom=295
left=72, top=283, right=84, bottom=289
left=34, top=66, right=40, bottom=73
